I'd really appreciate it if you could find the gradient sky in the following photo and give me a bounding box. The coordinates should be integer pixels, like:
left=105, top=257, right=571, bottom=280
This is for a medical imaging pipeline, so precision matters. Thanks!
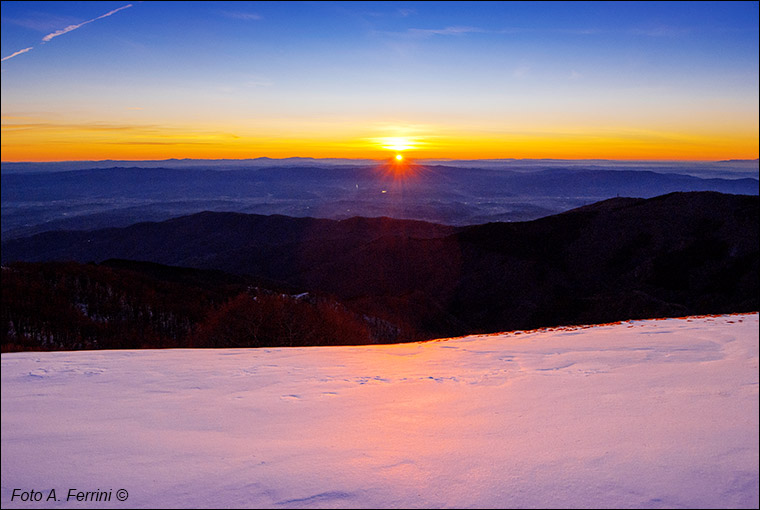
left=1, top=1, right=758, bottom=161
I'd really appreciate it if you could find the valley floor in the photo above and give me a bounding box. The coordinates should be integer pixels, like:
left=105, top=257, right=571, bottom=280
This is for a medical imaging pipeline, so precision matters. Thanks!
left=2, top=314, right=758, bottom=508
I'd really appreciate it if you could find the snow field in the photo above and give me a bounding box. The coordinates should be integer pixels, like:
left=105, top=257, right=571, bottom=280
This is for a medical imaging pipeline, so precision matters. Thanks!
left=2, top=313, right=758, bottom=508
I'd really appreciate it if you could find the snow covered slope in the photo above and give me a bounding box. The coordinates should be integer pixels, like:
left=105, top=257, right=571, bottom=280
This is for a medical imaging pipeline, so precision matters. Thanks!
left=2, top=314, right=758, bottom=509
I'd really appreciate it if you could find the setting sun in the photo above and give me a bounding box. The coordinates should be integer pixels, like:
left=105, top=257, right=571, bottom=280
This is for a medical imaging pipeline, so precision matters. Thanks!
left=376, top=150, right=425, bottom=182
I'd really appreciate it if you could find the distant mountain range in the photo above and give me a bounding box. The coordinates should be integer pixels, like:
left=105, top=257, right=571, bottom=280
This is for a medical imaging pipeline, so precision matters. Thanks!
left=4, top=191, right=757, bottom=342
left=3, top=162, right=757, bottom=240
left=3, top=157, right=758, bottom=173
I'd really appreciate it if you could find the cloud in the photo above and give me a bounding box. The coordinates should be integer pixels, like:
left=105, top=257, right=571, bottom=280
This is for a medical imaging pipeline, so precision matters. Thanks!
left=2, top=4, right=133, bottom=64
left=1, top=120, right=242, bottom=144
left=1, top=122, right=149, bottom=132
left=556, top=28, right=601, bottom=36
left=221, top=11, right=262, bottom=21
left=41, top=4, right=133, bottom=43
left=406, top=26, right=483, bottom=38
left=4, top=14, right=84, bottom=33
left=378, top=25, right=600, bottom=41
left=245, top=80, right=273, bottom=88
left=1, top=47, right=34, bottom=62
left=102, top=141, right=220, bottom=146
left=361, top=7, right=416, bottom=18
left=629, top=25, right=690, bottom=38
left=512, top=65, right=530, bottom=78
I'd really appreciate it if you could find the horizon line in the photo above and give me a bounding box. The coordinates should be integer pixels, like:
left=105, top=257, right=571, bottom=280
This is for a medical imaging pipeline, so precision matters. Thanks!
left=3, top=156, right=759, bottom=165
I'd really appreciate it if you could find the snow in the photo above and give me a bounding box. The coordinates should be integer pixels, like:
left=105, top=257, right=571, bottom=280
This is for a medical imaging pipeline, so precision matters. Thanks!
left=2, top=313, right=758, bottom=509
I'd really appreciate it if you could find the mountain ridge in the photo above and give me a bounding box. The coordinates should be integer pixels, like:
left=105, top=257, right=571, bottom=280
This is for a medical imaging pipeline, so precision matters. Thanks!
left=3, top=191, right=756, bottom=341
left=3, top=163, right=757, bottom=241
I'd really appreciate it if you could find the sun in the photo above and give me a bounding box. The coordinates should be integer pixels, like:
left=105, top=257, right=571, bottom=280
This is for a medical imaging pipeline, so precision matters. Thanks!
left=377, top=150, right=424, bottom=182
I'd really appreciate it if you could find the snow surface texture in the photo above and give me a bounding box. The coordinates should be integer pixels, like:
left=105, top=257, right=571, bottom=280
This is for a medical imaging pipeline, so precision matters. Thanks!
left=2, top=314, right=758, bottom=509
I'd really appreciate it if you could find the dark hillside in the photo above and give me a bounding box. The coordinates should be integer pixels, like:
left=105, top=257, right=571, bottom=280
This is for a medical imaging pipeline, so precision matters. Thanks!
left=2, top=192, right=757, bottom=343
left=447, top=192, right=758, bottom=332
left=1, top=261, right=379, bottom=352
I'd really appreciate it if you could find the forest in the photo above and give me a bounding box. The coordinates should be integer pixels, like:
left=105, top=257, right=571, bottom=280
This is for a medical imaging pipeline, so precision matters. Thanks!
left=1, top=260, right=384, bottom=352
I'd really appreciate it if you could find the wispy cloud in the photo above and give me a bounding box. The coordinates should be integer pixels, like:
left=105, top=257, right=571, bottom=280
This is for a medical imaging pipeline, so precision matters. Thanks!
left=4, top=14, right=84, bottom=33
left=245, top=79, right=273, bottom=88
left=406, top=26, right=483, bottom=38
left=1, top=47, right=34, bottom=62
left=41, top=4, right=133, bottom=43
left=2, top=4, right=133, bottom=64
left=361, top=7, right=416, bottom=18
left=1, top=122, right=150, bottom=133
left=221, top=11, right=262, bottom=21
left=376, top=25, right=601, bottom=41
left=513, top=65, right=530, bottom=79
left=1, top=120, right=241, bottom=143
left=102, top=141, right=221, bottom=146
left=629, top=25, right=690, bottom=38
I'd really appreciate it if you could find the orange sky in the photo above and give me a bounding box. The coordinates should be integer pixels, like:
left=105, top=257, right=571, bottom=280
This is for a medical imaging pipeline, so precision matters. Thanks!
left=2, top=120, right=758, bottom=162
left=2, top=2, right=758, bottom=163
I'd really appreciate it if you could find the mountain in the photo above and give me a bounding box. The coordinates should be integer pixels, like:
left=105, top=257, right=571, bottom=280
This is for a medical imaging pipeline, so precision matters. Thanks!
left=3, top=191, right=757, bottom=341
left=3, top=163, right=757, bottom=240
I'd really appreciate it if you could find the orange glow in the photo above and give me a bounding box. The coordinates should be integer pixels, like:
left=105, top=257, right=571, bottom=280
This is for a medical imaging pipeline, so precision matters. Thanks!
left=0, top=119, right=757, bottom=162
left=378, top=137, right=417, bottom=152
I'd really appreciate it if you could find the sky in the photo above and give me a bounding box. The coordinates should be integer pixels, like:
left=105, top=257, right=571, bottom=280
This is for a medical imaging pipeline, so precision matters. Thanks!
left=1, top=1, right=758, bottom=162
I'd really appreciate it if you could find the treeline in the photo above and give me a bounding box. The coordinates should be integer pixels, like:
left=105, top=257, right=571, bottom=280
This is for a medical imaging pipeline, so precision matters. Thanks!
left=191, top=293, right=370, bottom=348
left=1, top=261, right=385, bottom=352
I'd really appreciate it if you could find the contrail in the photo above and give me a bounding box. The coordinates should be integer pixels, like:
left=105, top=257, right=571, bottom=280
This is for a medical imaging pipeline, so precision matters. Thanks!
left=1, top=4, right=132, bottom=64
left=42, top=3, right=133, bottom=43
left=1, top=47, right=34, bottom=62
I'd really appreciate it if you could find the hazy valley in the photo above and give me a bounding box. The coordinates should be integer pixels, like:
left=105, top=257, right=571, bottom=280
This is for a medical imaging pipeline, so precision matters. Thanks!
left=2, top=159, right=757, bottom=241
